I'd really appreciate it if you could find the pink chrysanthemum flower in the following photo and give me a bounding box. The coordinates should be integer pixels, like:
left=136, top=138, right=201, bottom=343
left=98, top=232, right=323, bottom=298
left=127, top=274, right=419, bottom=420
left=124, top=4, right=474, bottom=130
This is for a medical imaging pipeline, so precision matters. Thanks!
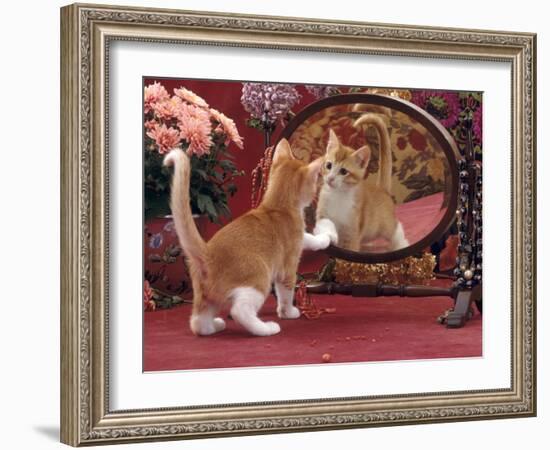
left=146, top=123, right=181, bottom=154
left=210, top=108, right=244, bottom=149
left=178, top=107, right=212, bottom=156
left=174, top=87, right=209, bottom=108
left=180, top=118, right=213, bottom=156
left=179, top=103, right=210, bottom=123
left=144, top=82, right=169, bottom=114
left=144, top=119, right=157, bottom=130
left=152, top=96, right=183, bottom=121
left=143, top=280, right=155, bottom=312
left=144, top=280, right=153, bottom=303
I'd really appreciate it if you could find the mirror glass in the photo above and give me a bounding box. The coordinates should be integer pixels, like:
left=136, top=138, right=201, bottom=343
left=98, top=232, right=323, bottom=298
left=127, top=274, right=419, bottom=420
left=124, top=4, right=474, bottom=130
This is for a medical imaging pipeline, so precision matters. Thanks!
left=285, top=100, right=455, bottom=256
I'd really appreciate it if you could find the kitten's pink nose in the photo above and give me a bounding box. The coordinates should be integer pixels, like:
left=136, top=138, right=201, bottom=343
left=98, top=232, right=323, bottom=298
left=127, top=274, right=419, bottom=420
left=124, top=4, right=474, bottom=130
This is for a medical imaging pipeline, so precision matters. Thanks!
left=327, top=177, right=335, bottom=187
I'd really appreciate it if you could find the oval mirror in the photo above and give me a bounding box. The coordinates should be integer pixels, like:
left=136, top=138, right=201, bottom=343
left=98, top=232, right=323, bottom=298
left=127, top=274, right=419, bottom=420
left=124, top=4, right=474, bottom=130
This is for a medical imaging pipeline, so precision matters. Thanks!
left=278, top=93, right=460, bottom=263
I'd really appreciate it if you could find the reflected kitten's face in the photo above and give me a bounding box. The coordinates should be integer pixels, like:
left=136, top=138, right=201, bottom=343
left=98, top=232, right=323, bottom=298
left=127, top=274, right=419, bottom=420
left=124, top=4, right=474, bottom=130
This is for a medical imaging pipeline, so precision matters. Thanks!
left=322, top=129, right=370, bottom=191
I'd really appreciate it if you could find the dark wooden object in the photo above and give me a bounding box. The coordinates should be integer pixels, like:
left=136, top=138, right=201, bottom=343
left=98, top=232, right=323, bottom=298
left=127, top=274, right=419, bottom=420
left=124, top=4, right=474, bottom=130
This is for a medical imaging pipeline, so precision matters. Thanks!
left=307, top=280, right=480, bottom=328
left=446, top=283, right=482, bottom=328
left=307, top=281, right=455, bottom=298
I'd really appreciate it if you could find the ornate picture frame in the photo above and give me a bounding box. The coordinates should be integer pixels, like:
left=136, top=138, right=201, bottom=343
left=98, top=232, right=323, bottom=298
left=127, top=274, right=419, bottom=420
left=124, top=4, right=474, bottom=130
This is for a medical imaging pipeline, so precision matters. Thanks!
left=60, top=3, right=536, bottom=446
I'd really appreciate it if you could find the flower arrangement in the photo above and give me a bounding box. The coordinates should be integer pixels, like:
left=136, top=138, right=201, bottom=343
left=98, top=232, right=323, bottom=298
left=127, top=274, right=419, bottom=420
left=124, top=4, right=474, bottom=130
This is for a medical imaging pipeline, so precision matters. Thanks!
left=241, top=82, right=301, bottom=131
left=144, top=83, right=244, bottom=223
left=305, top=84, right=341, bottom=99
left=143, top=280, right=156, bottom=311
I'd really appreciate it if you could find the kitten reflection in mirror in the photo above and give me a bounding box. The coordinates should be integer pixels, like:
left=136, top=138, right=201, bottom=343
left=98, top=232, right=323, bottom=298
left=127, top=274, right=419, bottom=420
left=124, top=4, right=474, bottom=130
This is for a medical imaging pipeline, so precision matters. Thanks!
left=316, top=113, right=409, bottom=252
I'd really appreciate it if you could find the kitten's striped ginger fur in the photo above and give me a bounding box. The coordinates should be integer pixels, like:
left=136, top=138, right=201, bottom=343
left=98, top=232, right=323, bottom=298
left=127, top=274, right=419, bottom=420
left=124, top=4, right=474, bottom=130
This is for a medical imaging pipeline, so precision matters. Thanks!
left=164, top=139, right=324, bottom=336
left=316, top=113, right=409, bottom=252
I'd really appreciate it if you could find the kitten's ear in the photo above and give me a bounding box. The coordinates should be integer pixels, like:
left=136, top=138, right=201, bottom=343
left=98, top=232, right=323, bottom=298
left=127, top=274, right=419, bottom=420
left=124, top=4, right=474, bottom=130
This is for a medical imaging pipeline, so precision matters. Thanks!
left=352, top=146, right=371, bottom=168
left=326, top=129, right=340, bottom=153
left=306, top=157, right=324, bottom=181
left=273, top=138, right=295, bottom=164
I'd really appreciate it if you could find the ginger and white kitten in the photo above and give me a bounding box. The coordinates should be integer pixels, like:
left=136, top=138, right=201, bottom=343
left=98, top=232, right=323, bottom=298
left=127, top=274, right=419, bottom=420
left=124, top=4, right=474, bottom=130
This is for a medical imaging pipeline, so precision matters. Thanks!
left=316, top=113, right=409, bottom=252
left=164, top=139, right=325, bottom=337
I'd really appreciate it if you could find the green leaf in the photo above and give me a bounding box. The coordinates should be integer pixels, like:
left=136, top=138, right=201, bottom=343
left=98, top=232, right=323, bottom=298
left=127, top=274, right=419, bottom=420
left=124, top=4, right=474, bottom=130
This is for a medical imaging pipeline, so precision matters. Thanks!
left=227, top=183, right=237, bottom=195
left=246, top=118, right=265, bottom=131
left=219, top=159, right=237, bottom=171
left=196, top=195, right=205, bottom=214
left=195, top=169, right=209, bottom=180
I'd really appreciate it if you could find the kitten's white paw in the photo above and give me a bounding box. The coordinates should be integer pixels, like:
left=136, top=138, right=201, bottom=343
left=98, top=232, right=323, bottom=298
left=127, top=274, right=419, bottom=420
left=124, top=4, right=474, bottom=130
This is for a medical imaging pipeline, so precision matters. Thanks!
left=313, top=234, right=331, bottom=250
left=278, top=305, right=301, bottom=319
left=314, top=218, right=338, bottom=245
left=303, top=232, right=330, bottom=251
left=262, top=321, right=281, bottom=336
left=213, top=317, right=226, bottom=332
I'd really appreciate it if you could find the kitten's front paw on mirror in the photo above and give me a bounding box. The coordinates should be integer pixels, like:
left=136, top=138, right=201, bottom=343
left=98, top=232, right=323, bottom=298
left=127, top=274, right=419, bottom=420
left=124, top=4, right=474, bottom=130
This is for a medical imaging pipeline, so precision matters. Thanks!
left=303, top=232, right=331, bottom=251
left=314, top=218, right=338, bottom=245
left=278, top=305, right=301, bottom=319
left=314, top=234, right=331, bottom=250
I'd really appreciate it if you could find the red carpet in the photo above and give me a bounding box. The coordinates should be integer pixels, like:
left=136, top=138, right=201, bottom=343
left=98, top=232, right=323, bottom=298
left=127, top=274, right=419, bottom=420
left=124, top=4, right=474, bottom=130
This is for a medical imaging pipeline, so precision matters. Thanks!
left=144, top=281, right=481, bottom=371
left=361, top=192, right=446, bottom=252
left=397, top=192, right=446, bottom=247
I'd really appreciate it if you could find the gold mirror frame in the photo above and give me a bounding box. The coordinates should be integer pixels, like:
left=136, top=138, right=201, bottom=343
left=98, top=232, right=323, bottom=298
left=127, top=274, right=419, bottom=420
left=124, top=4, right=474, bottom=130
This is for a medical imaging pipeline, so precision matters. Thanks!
left=61, top=3, right=536, bottom=446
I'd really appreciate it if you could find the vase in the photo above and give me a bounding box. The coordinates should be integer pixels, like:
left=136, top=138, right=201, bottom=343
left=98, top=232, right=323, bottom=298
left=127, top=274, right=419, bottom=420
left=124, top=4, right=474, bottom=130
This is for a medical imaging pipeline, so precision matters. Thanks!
left=143, top=214, right=208, bottom=299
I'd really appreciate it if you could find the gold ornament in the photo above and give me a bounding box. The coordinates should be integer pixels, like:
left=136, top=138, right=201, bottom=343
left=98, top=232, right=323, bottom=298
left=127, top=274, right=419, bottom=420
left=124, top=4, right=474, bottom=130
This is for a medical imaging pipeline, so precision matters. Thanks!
left=332, top=253, right=436, bottom=285
left=366, top=87, right=413, bottom=101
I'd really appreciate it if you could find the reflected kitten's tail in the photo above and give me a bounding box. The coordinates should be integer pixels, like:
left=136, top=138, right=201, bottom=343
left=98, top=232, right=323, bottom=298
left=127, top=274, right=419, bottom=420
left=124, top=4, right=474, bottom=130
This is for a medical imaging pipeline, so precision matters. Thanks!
left=164, top=149, right=208, bottom=277
left=353, top=113, right=393, bottom=194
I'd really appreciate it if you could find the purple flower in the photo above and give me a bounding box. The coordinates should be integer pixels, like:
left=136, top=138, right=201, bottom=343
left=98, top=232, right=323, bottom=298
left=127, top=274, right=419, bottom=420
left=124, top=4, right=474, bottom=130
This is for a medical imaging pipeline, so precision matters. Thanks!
left=473, top=107, right=482, bottom=143
left=411, top=90, right=460, bottom=128
left=305, top=85, right=340, bottom=100
left=241, top=83, right=301, bottom=124
left=149, top=233, right=163, bottom=249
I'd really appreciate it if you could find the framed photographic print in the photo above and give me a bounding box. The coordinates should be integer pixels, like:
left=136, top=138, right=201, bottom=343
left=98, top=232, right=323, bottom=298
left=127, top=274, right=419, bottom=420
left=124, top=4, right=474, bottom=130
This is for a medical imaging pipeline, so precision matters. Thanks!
left=60, top=3, right=536, bottom=446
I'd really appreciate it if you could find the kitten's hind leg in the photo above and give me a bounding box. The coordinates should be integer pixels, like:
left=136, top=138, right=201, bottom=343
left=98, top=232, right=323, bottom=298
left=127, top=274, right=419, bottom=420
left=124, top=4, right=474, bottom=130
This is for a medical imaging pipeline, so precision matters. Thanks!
left=390, top=221, right=409, bottom=250
left=190, top=304, right=226, bottom=336
left=230, top=287, right=281, bottom=336
left=275, top=277, right=300, bottom=319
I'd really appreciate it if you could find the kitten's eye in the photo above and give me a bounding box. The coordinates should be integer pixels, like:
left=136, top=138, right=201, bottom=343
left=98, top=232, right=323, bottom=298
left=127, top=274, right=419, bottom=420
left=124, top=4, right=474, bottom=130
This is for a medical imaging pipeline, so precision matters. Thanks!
left=326, top=161, right=332, bottom=170
left=339, top=168, right=348, bottom=175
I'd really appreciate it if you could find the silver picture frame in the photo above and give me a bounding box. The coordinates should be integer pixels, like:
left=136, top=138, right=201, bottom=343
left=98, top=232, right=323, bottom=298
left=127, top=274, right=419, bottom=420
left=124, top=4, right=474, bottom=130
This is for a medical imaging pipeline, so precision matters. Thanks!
left=60, top=3, right=536, bottom=446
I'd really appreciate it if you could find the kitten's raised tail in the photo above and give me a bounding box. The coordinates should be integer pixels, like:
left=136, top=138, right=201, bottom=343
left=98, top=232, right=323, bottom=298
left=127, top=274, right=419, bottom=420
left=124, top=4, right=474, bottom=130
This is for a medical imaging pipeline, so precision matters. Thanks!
left=164, top=149, right=208, bottom=276
left=354, top=113, right=393, bottom=193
